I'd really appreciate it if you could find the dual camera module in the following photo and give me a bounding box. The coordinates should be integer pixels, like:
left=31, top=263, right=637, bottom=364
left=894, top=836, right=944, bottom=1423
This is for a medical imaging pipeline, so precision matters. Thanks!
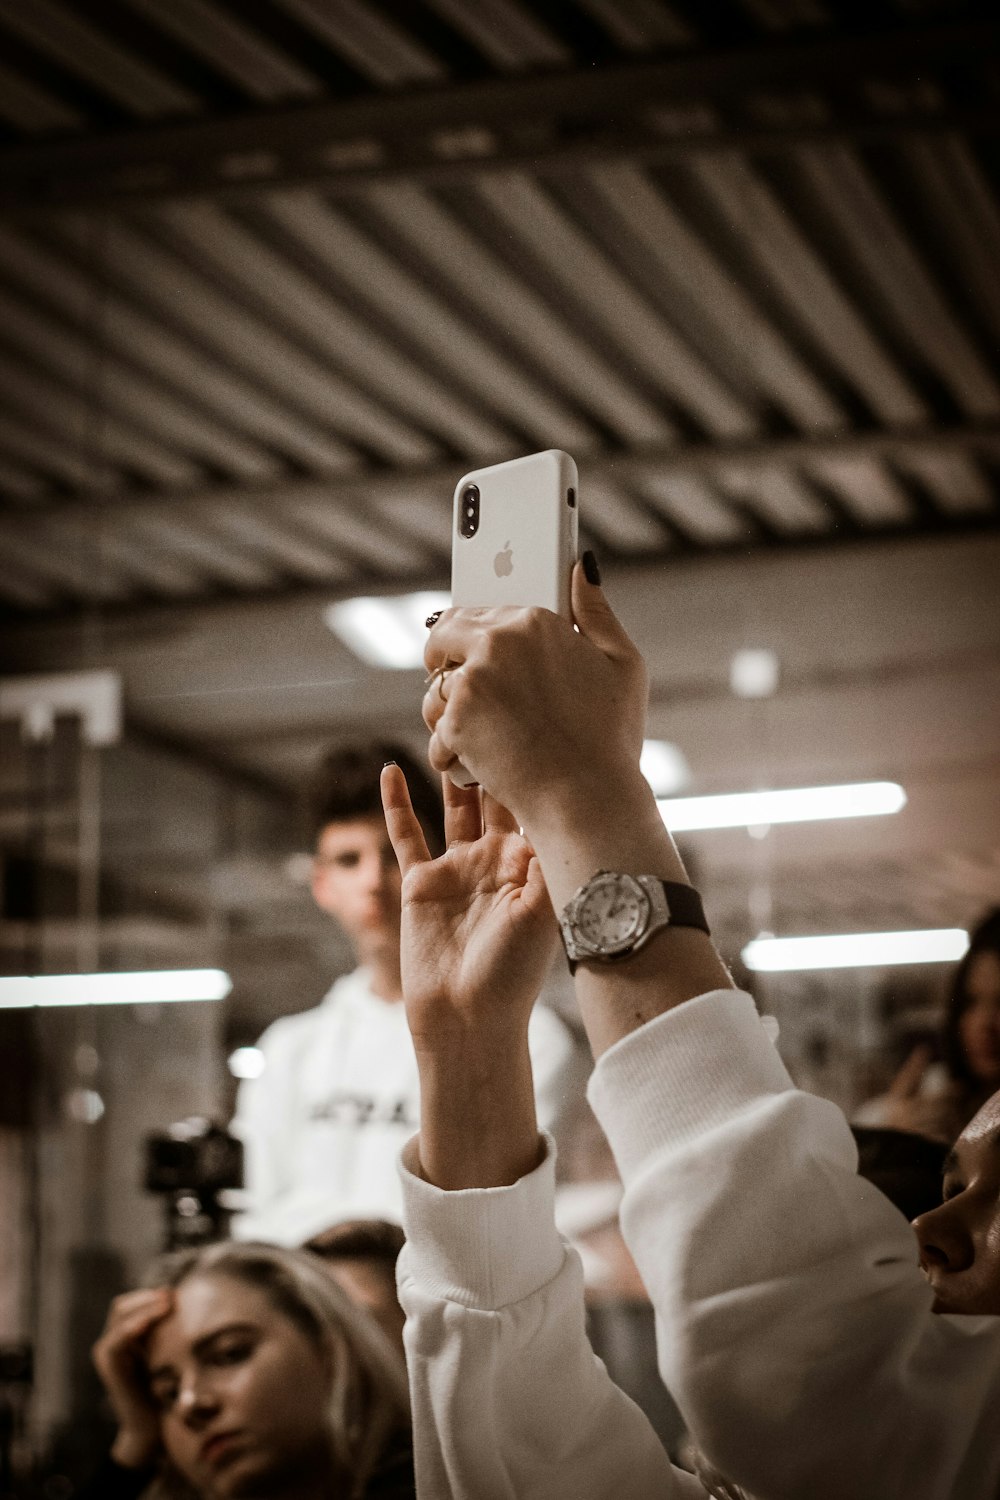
left=458, top=483, right=576, bottom=539
left=459, top=483, right=480, bottom=538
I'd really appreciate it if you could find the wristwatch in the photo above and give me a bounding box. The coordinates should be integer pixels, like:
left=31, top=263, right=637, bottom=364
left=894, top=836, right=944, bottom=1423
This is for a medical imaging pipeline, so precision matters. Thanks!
left=559, top=871, right=710, bottom=973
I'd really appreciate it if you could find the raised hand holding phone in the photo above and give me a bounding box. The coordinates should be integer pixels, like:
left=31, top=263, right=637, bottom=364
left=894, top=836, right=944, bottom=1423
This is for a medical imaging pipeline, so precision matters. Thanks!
left=445, top=449, right=579, bottom=788
left=426, top=556, right=649, bottom=834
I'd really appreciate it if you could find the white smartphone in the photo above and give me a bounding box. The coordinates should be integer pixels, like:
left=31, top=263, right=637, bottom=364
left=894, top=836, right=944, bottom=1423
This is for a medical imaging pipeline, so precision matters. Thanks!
left=446, top=449, right=579, bottom=785
left=451, top=448, right=579, bottom=615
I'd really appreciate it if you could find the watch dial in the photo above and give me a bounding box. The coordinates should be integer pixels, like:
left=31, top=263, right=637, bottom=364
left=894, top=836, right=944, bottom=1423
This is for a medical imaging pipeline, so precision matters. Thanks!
left=578, top=876, right=644, bottom=951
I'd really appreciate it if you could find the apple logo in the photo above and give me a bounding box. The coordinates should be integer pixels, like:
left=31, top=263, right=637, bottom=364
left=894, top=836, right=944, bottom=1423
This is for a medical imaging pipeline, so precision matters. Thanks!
left=493, top=541, right=513, bottom=578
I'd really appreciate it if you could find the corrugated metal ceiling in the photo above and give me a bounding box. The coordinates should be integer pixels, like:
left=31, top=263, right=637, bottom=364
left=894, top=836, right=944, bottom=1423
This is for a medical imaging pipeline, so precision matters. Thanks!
left=0, top=0, right=997, bottom=617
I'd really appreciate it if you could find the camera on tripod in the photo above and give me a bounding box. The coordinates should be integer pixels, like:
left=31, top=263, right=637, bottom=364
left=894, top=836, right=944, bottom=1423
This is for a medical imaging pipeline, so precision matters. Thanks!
left=143, top=1117, right=243, bottom=1249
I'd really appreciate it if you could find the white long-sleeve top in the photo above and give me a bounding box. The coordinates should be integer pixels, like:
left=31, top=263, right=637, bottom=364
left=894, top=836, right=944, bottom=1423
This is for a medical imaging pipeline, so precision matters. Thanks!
left=232, top=967, right=576, bottom=1246
left=397, top=989, right=1000, bottom=1500
left=398, top=1134, right=707, bottom=1499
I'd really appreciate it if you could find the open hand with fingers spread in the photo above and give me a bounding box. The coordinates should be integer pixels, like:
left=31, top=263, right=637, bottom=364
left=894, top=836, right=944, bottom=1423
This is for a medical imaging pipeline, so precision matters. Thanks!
left=381, top=766, right=557, bottom=1049
left=381, top=765, right=557, bottom=1188
left=92, top=1286, right=173, bottom=1469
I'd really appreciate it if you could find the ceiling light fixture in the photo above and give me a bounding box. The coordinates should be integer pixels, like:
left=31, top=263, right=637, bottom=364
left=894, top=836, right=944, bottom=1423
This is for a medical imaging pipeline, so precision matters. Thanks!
left=0, top=969, right=233, bottom=1009
left=743, top=929, right=969, bottom=972
left=659, top=780, right=906, bottom=832
left=324, top=591, right=451, bottom=669
left=640, top=739, right=690, bottom=797
left=228, top=1046, right=266, bottom=1080
left=729, top=648, right=780, bottom=699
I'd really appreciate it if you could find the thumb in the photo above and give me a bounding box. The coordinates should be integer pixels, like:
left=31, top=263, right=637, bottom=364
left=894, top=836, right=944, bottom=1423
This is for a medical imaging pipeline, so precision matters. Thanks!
left=571, top=553, right=634, bottom=661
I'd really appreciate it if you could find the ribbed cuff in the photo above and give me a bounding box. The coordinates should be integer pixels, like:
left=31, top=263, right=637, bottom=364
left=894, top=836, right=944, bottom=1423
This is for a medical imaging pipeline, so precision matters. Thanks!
left=398, top=1134, right=565, bottom=1309
left=587, top=990, right=793, bottom=1183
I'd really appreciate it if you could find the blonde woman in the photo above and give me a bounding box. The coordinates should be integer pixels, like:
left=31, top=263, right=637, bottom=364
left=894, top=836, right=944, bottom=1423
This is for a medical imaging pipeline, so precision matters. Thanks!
left=90, top=1240, right=413, bottom=1499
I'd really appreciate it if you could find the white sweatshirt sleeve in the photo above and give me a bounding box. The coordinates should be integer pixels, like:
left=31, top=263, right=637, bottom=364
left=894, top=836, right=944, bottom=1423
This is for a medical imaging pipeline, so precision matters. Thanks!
left=588, top=989, right=1000, bottom=1500
left=397, top=1138, right=707, bottom=1500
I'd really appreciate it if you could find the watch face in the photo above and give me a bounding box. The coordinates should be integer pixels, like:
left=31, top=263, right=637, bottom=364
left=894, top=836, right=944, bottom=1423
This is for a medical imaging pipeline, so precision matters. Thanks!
left=576, top=873, right=648, bottom=955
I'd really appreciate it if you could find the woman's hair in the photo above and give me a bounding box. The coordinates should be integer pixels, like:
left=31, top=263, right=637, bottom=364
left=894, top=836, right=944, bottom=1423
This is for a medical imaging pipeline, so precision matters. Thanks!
left=941, top=907, right=1000, bottom=1086
left=139, top=1239, right=410, bottom=1500
left=850, top=1126, right=948, bottom=1221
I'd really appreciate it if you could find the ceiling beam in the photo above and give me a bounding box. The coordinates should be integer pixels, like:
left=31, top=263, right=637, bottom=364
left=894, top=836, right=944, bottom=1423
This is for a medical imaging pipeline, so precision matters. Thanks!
left=201, top=640, right=1000, bottom=751
left=2, top=485, right=998, bottom=637
left=0, top=19, right=998, bottom=212
left=4, top=531, right=997, bottom=807
left=126, top=722, right=293, bottom=807
left=2, top=415, right=998, bottom=538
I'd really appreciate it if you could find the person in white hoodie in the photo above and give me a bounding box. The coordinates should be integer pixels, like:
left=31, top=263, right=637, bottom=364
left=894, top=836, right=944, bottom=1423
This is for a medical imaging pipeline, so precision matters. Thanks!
left=381, top=551, right=1000, bottom=1500
left=233, top=741, right=574, bottom=1247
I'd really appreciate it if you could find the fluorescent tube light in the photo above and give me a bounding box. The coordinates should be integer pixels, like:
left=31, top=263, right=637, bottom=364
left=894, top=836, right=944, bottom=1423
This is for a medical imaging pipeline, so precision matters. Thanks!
left=325, top=591, right=451, bottom=669
left=743, top=929, right=970, bottom=972
left=659, top=781, right=906, bottom=832
left=0, top=969, right=232, bottom=1009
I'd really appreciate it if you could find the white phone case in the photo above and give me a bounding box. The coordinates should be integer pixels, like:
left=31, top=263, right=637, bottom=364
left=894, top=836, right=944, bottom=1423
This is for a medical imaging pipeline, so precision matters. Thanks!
left=451, top=448, right=578, bottom=615
left=447, top=449, right=579, bottom=787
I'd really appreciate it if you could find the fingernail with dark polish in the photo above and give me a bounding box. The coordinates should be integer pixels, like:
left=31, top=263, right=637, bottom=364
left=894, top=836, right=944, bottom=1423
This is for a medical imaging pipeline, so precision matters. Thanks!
left=582, top=550, right=601, bottom=585
left=383, top=760, right=396, bottom=769
left=425, top=611, right=442, bottom=629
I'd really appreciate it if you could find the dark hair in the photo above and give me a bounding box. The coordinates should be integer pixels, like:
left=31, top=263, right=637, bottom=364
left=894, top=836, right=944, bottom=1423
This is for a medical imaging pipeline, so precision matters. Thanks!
left=311, top=741, right=443, bottom=856
left=305, top=1218, right=406, bottom=1269
left=941, top=908, right=1000, bottom=1085
left=851, top=1126, right=948, bottom=1222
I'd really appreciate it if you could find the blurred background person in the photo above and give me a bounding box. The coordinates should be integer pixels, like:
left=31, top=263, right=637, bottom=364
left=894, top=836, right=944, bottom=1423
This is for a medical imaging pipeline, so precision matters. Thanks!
left=232, top=740, right=575, bottom=1245
left=305, top=1220, right=406, bottom=1358
left=855, top=908, right=1000, bottom=1143
left=88, top=1240, right=412, bottom=1499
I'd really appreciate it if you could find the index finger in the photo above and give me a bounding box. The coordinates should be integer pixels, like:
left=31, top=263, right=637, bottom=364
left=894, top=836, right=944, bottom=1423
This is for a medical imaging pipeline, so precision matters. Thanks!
left=381, top=764, right=432, bottom=877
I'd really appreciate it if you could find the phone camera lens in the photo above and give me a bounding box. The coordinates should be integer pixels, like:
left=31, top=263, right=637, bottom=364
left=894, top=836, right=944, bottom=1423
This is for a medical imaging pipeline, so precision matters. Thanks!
left=459, top=483, right=480, bottom=539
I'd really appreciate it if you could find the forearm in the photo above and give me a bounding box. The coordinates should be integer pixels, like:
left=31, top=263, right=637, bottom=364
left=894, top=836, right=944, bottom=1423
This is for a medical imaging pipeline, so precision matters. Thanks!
left=398, top=1139, right=699, bottom=1500
left=590, top=992, right=1000, bottom=1500
left=415, top=1027, right=541, bottom=1190
left=523, top=770, right=734, bottom=1057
